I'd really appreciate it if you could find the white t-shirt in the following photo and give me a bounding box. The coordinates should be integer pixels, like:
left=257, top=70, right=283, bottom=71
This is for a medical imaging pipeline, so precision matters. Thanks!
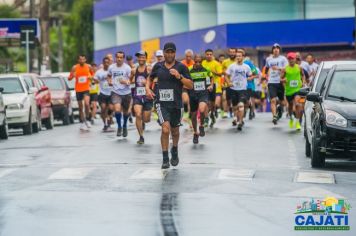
left=108, top=63, right=132, bottom=95
left=94, top=68, right=111, bottom=96
left=226, top=63, right=252, bottom=91
left=266, top=55, right=288, bottom=84
left=254, top=68, right=262, bottom=92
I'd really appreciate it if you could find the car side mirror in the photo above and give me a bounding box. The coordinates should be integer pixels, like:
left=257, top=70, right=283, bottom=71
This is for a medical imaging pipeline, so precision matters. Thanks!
left=0, top=87, right=3, bottom=93
left=306, top=92, right=321, bottom=103
left=28, top=87, right=37, bottom=94
left=298, top=87, right=310, bottom=96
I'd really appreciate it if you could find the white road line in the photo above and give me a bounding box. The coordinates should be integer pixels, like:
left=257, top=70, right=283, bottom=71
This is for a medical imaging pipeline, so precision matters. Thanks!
left=130, top=168, right=168, bottom=180
left=294, top=171, right=335, bottom=184
left=48, top=168, right=93, bottom=180
left=0, top=168, right=17, bottom=178
left=217, top=169, right=255, bottom=180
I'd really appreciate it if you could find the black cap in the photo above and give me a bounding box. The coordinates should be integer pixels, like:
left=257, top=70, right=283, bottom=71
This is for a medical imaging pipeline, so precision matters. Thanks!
left=135, top=50, right=147, bottom=57
left=163, top=42, right=176, bottom=52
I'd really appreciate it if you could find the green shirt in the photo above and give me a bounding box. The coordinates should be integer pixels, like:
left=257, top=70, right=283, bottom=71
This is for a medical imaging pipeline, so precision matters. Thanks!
left=285, top=65, right=302, bottom=96
left=189, top=66, right=212, bottom=94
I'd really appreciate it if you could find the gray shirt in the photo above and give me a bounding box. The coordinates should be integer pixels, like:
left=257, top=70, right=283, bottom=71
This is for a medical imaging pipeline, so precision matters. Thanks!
left=94, top=68, right=111, bottom=96
left=108, top=63, right=132, bottom=95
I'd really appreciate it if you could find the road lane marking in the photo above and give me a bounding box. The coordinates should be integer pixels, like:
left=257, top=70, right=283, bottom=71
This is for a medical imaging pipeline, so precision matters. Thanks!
left=282, top=186, right=345, bottom=199
left=217, top=169, right=255, bottom=180
left=0, top=168, right=17, bottom=178
left=48, top=168, right=93, bottom=180
left=130, top=168, right=168, bottom=180
left=294, top=171, right=335, bottom=184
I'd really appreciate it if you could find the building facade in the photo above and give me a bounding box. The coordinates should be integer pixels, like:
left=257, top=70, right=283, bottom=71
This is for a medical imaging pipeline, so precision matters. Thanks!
left=94, top=0, right=355, bottom=64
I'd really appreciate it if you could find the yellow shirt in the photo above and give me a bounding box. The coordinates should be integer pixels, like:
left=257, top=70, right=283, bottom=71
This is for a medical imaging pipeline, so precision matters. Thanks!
left=202, top=60, right=223, bottom=93
left=89, top=80, right=99, bottom=94
left=222, top=58, right=235, bottom=72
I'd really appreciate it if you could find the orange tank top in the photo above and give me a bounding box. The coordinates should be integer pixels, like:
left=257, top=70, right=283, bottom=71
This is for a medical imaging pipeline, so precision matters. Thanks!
left=73, top=64, right=92, bottom=92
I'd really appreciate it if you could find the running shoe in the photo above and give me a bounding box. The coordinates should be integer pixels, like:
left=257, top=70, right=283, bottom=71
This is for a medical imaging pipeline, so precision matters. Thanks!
left=193, top=134, right=199, bottom=144
left=85, top=121, right=92, bottom=129
left=232, top=119, right=237, bottom=126
left=289, top=119, right=294, bottom=129
left=170, top=148, right=179, bottom=166
left=80, top=123, right=88, bottom=131
left=237, top=123, right=243, bottom=131
left=199, top=126, right=205, bottom=137
left=295, top=121, right=301, bottom=131
left=137, top=136, right=144, bottom=144
left=123, top=127, right=128, bottom=137
left=273, top=116, right=278, bottom=125
left=277, top=105, right=283, bottom=120
left=117, top=127, right=122, bottom=137
left=102, top=125, right=108, bottom=132
left=162, top=158, right=170, bottom=169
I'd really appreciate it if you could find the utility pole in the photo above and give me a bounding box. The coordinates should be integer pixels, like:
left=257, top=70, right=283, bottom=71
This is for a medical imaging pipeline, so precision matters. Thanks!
left=40, top=0, right=51, bottom=73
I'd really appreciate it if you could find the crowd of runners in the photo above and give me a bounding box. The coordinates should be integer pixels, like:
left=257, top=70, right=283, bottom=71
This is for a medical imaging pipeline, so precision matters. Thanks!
left=68, top=42, right=319, bottom=169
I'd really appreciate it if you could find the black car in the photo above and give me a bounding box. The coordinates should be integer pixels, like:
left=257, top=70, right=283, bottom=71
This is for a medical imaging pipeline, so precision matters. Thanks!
left=306, top=64, right=356, bottom=167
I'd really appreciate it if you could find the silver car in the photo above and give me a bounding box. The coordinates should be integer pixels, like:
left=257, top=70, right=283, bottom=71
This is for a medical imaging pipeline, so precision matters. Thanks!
left=303, top=61, right=356, bottom=157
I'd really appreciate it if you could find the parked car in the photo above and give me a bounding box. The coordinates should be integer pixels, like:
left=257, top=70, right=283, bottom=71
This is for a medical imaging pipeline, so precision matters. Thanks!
left=22, top=73, right=54, bottom=130
left=39, top=75, right=74, bottom=125
left=301, top=61, right=356, bottom=157
left=52, top=72, right=79, bottom=119
left=0, top=74, right=41, bottom=135
left=0, top=87, right=9, bottom=139
left=305, top=64, right=356, bottom=167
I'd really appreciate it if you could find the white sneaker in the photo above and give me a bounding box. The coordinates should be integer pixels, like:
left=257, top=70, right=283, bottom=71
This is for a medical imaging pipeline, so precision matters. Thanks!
left=80, top=123, right=89, bottom=131
left=85, top=121, right=92, bottom=128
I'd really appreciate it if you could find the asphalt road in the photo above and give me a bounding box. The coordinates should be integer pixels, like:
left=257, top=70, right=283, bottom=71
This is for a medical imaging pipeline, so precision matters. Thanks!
left=0, top=113, right=356, bottom=236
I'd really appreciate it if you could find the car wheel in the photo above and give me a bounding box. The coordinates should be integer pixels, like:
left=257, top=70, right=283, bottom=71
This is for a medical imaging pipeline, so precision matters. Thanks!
left=45, top=110, right=54, bottom=130
left=311, top=128, right=325, bottom=168
left=305, top=136, right=311, bottom=157
left=62, top=108, right=70, bottom=126
left=23, top=111, right=33, bottom=135
left=0, top=117, right=9, bottom=140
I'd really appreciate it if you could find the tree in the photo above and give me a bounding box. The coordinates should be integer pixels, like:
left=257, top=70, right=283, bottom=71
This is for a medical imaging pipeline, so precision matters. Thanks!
left=64, top=0, right=93, bottom=68
left=0, top=4, right=21, bottom=18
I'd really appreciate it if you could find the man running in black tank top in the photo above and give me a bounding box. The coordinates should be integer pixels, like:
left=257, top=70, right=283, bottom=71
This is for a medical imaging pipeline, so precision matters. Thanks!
left=131, top=51, right=153, bottom=144
left=146, top=42, right=193, bottom=169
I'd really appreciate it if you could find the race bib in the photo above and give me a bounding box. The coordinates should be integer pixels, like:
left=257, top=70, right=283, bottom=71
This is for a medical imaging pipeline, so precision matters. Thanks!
left=206, top=76, right=211, bottom=85
left=90, top=84, right=97, bottom=90
left=194, top=81, right=205, bottom=91
left=159, top=89, right=174, bottom=102
left=136, top=87, right=146, bottom=96
left=269, top=70, right=280, bottom=83
left=78, top=76, right=87, bottom=83
left=115, top=76, right=124, bottom=84
left=233, top=79, right=244, bottom=90
left=289, top=80, right=299, bottom=88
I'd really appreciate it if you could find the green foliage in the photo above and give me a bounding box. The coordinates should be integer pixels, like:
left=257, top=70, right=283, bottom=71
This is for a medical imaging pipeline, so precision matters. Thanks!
left=64, top=0, right=94, bottom=68
left=0, top=4, right=21, bottom=18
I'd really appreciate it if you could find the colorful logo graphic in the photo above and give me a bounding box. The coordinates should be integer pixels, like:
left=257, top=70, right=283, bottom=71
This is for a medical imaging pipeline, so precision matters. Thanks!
left=294, top=197, right=351, bottom=231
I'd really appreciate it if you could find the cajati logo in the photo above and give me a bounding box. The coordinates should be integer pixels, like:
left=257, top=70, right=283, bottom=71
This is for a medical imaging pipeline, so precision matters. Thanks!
left=294, top=197, right=351, bottom=231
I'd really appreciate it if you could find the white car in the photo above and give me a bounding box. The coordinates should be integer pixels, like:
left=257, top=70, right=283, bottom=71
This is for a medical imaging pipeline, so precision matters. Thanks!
left=0, top=87, right=9, bottom=139
left=0, top=74, right=41, bottom=135
left=302, top=61, right=356, bottom=157
left=52, top=72, right=79, bottom=118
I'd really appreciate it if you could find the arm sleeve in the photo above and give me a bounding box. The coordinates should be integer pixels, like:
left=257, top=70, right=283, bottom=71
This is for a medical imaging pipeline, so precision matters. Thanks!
left=180, top=64, right=191, bottom=80
left=149, top=63, right=159, bottom=80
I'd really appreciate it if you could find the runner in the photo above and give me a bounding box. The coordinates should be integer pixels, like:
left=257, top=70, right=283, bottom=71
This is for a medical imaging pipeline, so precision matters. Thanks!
left=89, top=63, right=99, bottom=124
left=265, top=43, right=288, bottom=125
left=222, top=48, right=237, bottom=120
left=281, top=52, right=305, bottom=131
left=253, top=67, right=263, bottom=113
left=94, top=56, right=112, bottom=131
left=242, top=53, right=259, bottom=120
left=107, top=51, right=133, bottom=137
left=181, top=49, right=195, bottom=123
left=68, top=54, right=94, bottom=131
left=146, top=42, right=193, bottom=169
left=225, top=49, right=255, bottom=131
left=189, top=54, right=214, bottom=144
left=132, top=50, right=153, bottom=144
left=202, top=49, right=223, bottom=128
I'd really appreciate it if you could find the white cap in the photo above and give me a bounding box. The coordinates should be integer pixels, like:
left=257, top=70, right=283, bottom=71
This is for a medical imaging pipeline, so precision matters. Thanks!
left=155, top=50, right=163, bottom=57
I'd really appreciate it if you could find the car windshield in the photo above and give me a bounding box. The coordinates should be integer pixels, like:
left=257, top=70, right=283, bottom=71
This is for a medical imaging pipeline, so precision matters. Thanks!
left=0, top=77, right=24, bottom=94
left=314, top=69, right=329, bottom=92
left=41, top=77, right=65, bottom=90
left=327, top=70, right=356, bottom=101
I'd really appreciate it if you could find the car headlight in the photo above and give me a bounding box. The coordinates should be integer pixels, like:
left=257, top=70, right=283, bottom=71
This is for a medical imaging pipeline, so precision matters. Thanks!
left=325, top=110, right=347, bottom=128
left=7, top=103, right=24, bottom=110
